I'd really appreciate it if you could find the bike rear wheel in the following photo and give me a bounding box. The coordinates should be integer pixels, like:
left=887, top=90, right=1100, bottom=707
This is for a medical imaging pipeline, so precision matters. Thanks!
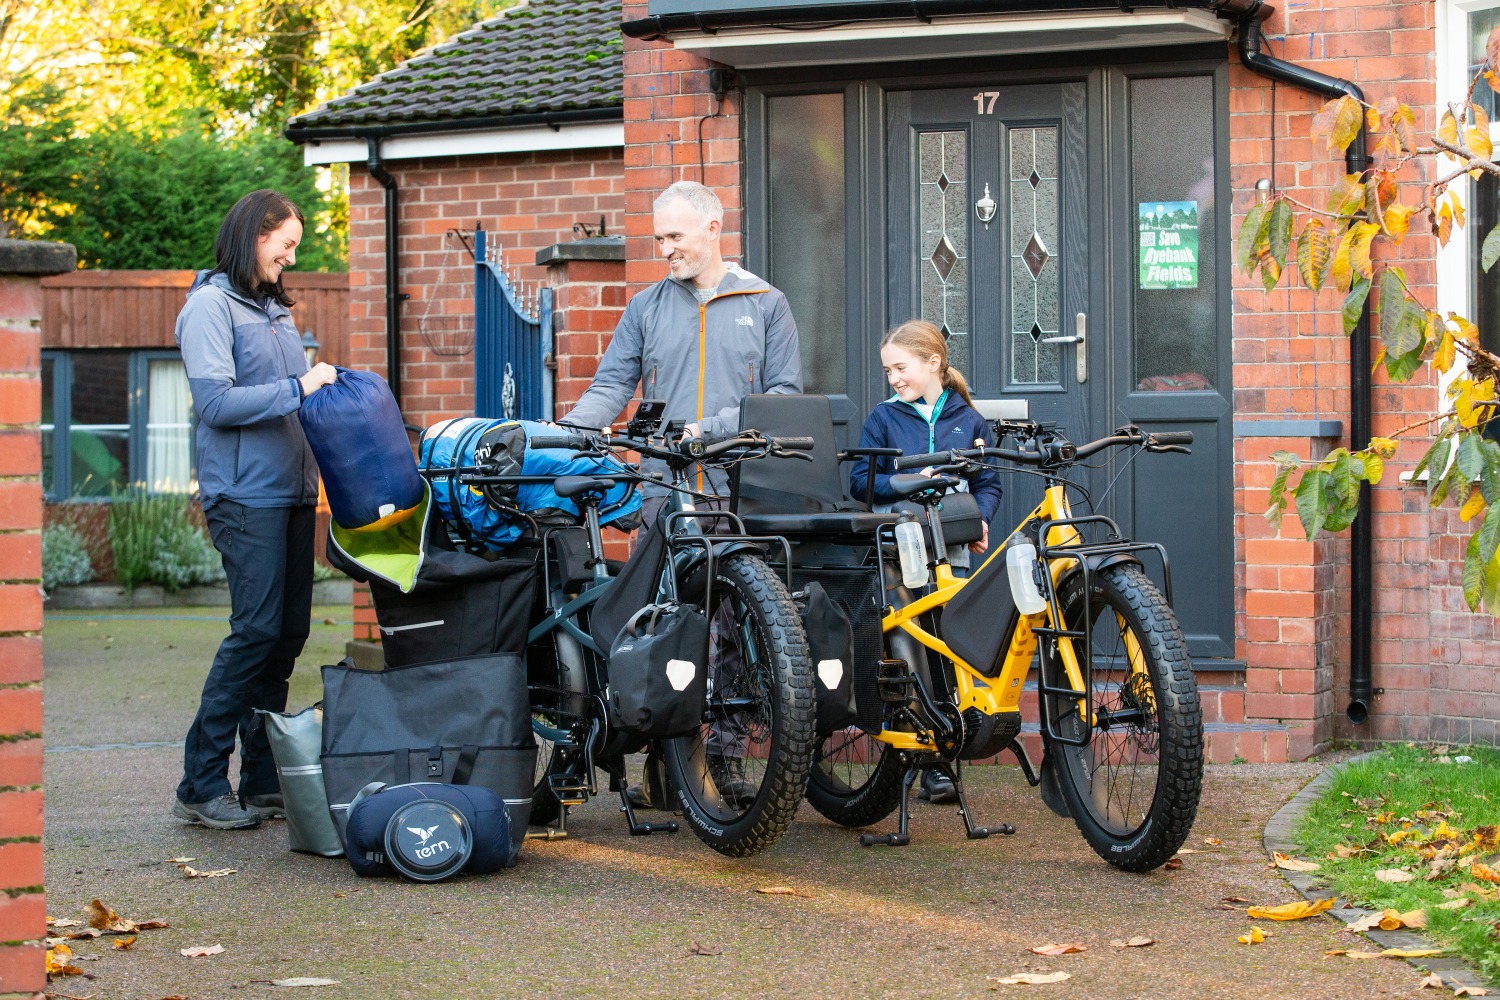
left=806, top=728, right=904, bottom=827
left=1044, top=563, right=1203, bottom=872
left=661, top=553, right=814, bottom=857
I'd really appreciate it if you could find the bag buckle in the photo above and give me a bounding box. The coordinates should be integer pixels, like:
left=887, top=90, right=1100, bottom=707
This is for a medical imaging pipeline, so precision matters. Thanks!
left=427, top=746, right=444, bottom=776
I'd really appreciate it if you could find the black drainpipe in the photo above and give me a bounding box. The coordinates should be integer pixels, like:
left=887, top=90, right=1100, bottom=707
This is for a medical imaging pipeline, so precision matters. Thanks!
left=1237, top=3, right=1374, bottom=724
left=366, top=138, right=402, bottom=408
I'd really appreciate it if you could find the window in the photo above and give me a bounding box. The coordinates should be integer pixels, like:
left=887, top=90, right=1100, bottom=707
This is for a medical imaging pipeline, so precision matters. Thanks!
left=42, top=350, right=195, bottom=499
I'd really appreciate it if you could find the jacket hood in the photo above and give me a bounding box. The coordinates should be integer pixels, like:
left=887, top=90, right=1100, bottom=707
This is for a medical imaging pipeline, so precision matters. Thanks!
left=665, top=262, right=771, bottom=299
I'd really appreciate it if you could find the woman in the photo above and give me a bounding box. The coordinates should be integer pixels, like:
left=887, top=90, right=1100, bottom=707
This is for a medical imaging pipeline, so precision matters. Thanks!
left=172, top=190, right=338, bottom=829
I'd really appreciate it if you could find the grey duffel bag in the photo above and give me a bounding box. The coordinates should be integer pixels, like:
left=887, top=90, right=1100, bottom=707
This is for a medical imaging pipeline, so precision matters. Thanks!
left=258, top=705, right=344, bottom=858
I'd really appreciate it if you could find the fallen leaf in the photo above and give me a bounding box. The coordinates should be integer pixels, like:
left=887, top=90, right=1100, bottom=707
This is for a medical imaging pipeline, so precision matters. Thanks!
left=1204, top=837, right=1223, bottom=846
left=1028, top=943, right=1086, bottom=956
left=1382, top=948, right=1443, bottom=958
left=1272, top=851, right=1321, bottom=872
left=136, top=918, right=170, bottom=930
left=1176, top=848, right=1203, bottom=855
left=1418, top=973, right=1446, bottom=989
left=1374, top=868, right=1416, bottom=883
left=64, top=928, right=102, bottom=940
left=754, top=886, right=800, bottom=896
left=1237, top=926, right=1266, bottom=945
left=1333, top=843, right=1373, bottom=858
left=45, top=943, right=83, bottom=977
left=180, top=944, right=225, bottom=958
left=47, top=917, right=82, bottom=928
left=1472, top=862, right=1500, bottom=884
left=183, top=866, right=236, bottom=879
left=1246, top=898, right=1335, bottom=920
left=112, top=936, right=137, bottom=950
left=1393, top=908, right=1427, bottom=930
left=1436, top=898, right=1473, bottom=910
left=987, top=971, right=1072, bottom=985
left=1342, top=950, right=1388, bottom=960
left=1163, top=856, right=1183, bottom=870
left=267, top=978, right=342, bottom=988
left=84, top=898, right=138, bottom=933
left=1324, top=949, right=1348, bottom=956
left=684, top=941, right=722, bottom=957
left=1108, top=937, right=1154, bottom=948
left=1221, top=896, right=1250, bottom=904
left=1453, top=986, right=1490, bottom=996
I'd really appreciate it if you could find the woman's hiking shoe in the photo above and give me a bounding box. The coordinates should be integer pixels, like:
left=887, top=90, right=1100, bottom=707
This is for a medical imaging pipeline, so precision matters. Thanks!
left=172, top=793, right=261, bottom=830
left=917, top=769, right=958, bottom=804
left=242, top=793, right=285, bottom=820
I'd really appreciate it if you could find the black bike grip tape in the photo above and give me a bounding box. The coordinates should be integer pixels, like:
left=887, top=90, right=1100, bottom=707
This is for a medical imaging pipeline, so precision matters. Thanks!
left=894, top=450, right=947, bottom=470
left=1152, top=431, right=1194, bottom=446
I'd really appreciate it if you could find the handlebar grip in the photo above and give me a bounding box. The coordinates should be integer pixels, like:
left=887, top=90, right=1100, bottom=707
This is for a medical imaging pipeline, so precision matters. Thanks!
left=894, top=450, right=949, bottom=471
left=1151, top=431, right=1194, bottom=446
left=529, top=434, right=586, bottom=450
left=773, top=437, right=815, bottom=450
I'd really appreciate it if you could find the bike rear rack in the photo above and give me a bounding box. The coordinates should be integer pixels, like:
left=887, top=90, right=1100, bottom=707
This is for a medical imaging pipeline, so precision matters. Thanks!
left=1031, top=514, right=1173, bottom=749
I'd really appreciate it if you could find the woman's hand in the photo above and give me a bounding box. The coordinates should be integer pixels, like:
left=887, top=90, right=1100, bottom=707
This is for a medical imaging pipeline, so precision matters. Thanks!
left=969, top=522, right=989, bottom=555
left=299, top=363, right=338, bottom=397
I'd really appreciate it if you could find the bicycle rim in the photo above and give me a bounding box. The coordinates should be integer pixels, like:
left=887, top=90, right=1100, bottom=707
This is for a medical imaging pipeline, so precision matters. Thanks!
left=806, top=727, right=904, bottom=827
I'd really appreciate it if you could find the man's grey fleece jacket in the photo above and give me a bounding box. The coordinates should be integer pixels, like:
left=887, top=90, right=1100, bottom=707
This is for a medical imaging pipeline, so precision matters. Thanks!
left=174, top=271, right=318, bottom=510
left=564, top=267, right=802, bottom=492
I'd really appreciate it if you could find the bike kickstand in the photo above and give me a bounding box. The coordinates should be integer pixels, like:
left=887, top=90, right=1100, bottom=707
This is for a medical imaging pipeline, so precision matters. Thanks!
left=861, top=765, right=918, bottom=847
left=949, top=764, right=1015, bottom=840
left=619, top=789, right=679, bottom=836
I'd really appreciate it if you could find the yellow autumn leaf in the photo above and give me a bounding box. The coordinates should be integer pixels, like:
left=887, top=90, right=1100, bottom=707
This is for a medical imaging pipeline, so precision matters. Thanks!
left=84, top=898, right=139, bottom=934
left=988, top=971, right=1072, bottom=985
left=1436, top=897, right=1473, bottom=910
left=1347, top=222, right=1379, bottom=279
left=1471, top=861, right=1500, bottom=883
left=1237, top=926, right=1267, bottom=944
left=1109, top=937, right=1155, bottom=948
left=1246, top=898, right=1335, bottom=920
left=755, top=886, right=799, bottom=895
left=1383, top=948, right=1444, bottom=959
left=1272, top=851, right=1321, bottom=872
left=45, top=943, right=83, bottom=977
left=1395, top=908, right=1427, bottom=929
left=1435, top=326, right=1458, bottom=373
left=113, top=935, right=138, bottom=950
left=1461, top=489, right=1487, bottom=523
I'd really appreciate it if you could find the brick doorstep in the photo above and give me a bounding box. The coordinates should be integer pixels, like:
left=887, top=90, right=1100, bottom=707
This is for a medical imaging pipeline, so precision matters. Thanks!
left=1261, top=752, right=1497, bottom=995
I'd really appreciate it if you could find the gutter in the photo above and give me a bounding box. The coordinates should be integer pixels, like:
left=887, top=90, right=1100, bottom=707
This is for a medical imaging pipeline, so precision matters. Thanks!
left=1235, top=2, right=1375, bottom=725
left=285, top=107, right=622, bottom=146
left=623, top=0, right=1263, bottom=39
left=365, top=138, right=403, bottom=409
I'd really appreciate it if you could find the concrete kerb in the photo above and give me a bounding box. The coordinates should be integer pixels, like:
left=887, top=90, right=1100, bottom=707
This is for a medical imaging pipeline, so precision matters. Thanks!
left=1263, top=750, right=1497, bottom=994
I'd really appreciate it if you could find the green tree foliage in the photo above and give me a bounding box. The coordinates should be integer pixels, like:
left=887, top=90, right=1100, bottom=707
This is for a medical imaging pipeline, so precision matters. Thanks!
left=1239, top=27, right=1500, bottom=613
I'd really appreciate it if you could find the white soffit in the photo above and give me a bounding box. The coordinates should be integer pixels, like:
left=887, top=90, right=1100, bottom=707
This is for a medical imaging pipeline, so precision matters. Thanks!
left=301, top=121, right=625, bottom=166
left=670, top=9, right=1231, bottom=69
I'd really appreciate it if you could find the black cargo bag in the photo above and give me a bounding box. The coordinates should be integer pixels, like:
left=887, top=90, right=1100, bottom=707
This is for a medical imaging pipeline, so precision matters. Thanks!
left=327, top=487, right=539, bottom=668
left=605, top=602, right=709, bottom=740
left=797, top=581, right=858, bottom=736
left=320, top=653, right=536, bottom=856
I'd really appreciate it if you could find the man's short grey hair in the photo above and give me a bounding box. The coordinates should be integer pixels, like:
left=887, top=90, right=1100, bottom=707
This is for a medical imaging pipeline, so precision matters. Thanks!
left=654, top=181, right=724, bottom=228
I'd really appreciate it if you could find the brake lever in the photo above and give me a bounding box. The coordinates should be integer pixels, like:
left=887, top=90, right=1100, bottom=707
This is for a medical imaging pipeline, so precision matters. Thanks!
left=1150, top=445, right=1192, bottom=455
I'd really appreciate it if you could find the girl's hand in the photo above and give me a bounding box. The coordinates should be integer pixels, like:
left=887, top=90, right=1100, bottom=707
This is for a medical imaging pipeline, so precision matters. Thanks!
left=299, top=363, right=338, bottom=396
left=969, top=522, right=989, bottom=555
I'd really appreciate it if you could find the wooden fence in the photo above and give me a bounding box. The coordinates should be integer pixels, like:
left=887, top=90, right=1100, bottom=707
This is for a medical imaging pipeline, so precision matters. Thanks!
left=40, top=270, right=350, bottom=361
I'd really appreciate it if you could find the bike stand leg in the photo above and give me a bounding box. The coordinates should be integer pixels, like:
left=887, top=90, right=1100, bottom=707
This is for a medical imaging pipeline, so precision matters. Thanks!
left=860, top=766, right=918, bottom=847
left=947, top=763, right=1014, bottom=840
left=526, top=805, right=571, bottom=841
left=619, top=788, right=679, bottom=836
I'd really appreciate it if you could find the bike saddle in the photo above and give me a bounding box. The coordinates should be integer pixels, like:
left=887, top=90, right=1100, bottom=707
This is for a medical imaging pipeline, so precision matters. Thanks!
left=888, top=473, right=960, bottom=499
left=554, top=475, right=617, bottom=499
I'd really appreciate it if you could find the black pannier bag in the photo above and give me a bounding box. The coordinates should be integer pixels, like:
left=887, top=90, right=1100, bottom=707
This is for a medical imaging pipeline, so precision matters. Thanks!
left=587, top=511, right=669, bottom=654
left=797, top=581, right=858, bottom=736
left=344, top=782, right=517, bottom=882
left=320, top=653, right=536, bottom=855
left=605, top=602, right=709, bottom=741
left=326, top=483, right=539, bottom=667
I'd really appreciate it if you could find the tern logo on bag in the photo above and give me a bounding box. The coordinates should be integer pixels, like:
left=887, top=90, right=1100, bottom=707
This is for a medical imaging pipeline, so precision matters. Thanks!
left=407, top=824, right=439, bottom=844
left=414, top=839, right=452, bottom=860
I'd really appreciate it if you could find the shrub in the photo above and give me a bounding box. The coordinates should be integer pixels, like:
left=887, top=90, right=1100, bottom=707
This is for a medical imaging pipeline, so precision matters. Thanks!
left=41, top=522, right=94, bottom=591
left=109, top=489, right=225, bottom=592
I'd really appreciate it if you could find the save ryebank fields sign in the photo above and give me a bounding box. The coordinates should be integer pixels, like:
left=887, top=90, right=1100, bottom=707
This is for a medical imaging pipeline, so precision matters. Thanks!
left=1138, top=200, right=1199, bottom=290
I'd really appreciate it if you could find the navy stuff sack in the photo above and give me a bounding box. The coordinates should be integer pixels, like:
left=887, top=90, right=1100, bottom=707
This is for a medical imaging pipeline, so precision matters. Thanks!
left=299, top=367, right=424, bottom=532
left=344, top=782, right=516, bottom=882
left=420, top=417, right=642, bottom=552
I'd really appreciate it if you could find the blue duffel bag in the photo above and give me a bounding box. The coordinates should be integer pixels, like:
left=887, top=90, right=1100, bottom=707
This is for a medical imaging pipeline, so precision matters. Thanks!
left=344, top=781, right=517, bottom=882
left=420, top=417, right=641, bottom=551
left=299, top=367, right=424, bottom=532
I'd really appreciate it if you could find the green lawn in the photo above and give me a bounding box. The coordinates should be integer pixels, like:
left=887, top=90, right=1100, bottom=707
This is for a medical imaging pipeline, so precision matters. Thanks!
left=1294, top=743, right=1500, bottom=982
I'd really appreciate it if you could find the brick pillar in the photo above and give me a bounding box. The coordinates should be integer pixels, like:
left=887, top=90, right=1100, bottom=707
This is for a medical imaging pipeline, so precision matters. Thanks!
left=0, top=239, right=74, bottom=999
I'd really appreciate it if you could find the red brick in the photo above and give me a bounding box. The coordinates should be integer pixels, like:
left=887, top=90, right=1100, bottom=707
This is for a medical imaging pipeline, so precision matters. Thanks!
left=0, top=841, right=42, bottom=892
left=0, top=891, right=46, bottom=945
left=0, top=431, right=39, bottom=476
left=0, top=739, right=40, bottom=787
left=0, top=790, right=42, bottom=840
left=0, top=482, right=40, bottom=530
left=0, top=376, right=39, bottom=424
left=0, top=329, right=39, bottom=374
left=0, top=637, right=40, bottom=685
left=0, top=690, right=40, bottom=739
left=0, top=941, right=46, bottom=994
left=0, top=584, right=42, bottom=633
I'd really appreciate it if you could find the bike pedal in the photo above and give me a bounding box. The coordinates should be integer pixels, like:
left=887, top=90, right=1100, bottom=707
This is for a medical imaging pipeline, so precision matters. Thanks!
left=547, top=776, right=591, bottom=807
left=875, top=658, right=914, bottom=704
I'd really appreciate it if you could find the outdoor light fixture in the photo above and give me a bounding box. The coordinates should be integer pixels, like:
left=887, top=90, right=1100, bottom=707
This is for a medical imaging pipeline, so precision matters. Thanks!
left=1255, top=178, right=1272, bottom=203
left=301, top=330, right=320, bottom=366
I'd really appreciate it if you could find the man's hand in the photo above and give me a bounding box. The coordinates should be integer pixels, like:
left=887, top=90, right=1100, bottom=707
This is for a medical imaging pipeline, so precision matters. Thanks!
left=683, top=422, right=702, bottom=438
left=299, top=363, right=338, bottom=396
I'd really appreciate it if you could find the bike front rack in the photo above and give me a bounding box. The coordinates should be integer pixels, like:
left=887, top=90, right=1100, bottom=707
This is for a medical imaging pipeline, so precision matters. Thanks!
left=1031, top=514, right=1173, bottom=749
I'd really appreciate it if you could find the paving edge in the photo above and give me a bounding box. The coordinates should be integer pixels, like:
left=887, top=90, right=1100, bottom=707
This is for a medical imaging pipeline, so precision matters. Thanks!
left=1263, top=750, right=1497, bottom=993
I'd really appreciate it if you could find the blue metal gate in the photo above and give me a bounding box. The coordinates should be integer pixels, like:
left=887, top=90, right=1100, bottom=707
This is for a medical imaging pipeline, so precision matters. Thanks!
left=474, top=227, right=553, bottom=420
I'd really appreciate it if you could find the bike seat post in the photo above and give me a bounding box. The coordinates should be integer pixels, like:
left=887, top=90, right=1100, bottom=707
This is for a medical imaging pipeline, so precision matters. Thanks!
left=578, top=491, right=611, bottom=584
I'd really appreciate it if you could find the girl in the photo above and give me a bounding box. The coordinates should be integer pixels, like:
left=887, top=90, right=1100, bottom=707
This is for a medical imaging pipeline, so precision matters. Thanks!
left=848, top=319, right=1003, bottom=803
left=849, top=320, right=1002, bottom=562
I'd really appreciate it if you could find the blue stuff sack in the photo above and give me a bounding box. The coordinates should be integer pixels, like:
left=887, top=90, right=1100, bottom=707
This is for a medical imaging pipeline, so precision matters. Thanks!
left=345, top=782, right=516, bottom=882
left=420, top=417, right=641, bottom=551
left=299, top=368, right=424, bottom=532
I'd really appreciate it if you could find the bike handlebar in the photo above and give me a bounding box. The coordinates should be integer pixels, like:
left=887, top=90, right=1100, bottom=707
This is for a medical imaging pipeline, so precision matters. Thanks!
left=529, top=429, right=810, bottom=466
left=892, top=426, right=1193, bottom=471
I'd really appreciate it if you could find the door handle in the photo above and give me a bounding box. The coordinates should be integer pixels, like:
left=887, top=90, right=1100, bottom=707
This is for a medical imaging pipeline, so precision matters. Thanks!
left=1040, top=313, right=1087, bottom=383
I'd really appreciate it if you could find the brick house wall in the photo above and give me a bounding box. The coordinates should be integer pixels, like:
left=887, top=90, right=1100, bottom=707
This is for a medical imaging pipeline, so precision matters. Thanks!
left=0, top=240, right=73, bottom=999
left=345, top=148, right=625, bottom=644
left=610, top=0, right=1489, bottom=756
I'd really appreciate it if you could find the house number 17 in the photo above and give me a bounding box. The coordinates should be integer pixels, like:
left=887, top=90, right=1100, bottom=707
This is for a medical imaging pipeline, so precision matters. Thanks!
left=973, top=91, right=999, bottom=114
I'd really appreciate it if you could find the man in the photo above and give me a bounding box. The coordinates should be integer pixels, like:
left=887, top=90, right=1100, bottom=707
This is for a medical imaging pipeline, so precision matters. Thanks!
left=563, top=180, right=803, bottom=807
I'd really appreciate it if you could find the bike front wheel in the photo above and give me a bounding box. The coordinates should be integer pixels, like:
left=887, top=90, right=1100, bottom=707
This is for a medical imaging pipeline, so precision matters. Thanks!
left=661, top=553, right=814, bottom=857
left=1044, top=563, right=1203, bottom=872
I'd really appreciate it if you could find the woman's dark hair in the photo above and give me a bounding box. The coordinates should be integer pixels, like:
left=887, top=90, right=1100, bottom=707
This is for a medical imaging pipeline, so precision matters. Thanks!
left=209, top=189, right=303, bottom=307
